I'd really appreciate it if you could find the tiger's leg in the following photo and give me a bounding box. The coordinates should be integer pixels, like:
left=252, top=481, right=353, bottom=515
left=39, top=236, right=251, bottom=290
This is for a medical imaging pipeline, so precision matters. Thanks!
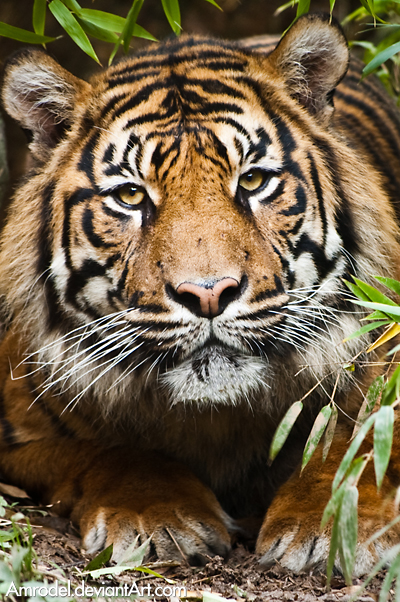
left=0, top=441, right=231, bottom=562
left=0, top=332, right=231, bottom=562
left=256, top=424, right=400, bottom=576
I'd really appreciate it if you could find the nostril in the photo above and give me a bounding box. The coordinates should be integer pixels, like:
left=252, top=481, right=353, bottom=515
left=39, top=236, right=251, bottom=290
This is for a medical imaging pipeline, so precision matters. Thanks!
left=176, top=290, right=203, bottom=316
left=166, top=276, right=247, bottom=318
left=218, top=281, right=241, bottom=314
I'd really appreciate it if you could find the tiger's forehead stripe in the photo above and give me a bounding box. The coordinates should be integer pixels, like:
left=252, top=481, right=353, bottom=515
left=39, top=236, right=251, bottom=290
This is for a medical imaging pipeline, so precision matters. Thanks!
left=105, top=39, right=250, bottom=84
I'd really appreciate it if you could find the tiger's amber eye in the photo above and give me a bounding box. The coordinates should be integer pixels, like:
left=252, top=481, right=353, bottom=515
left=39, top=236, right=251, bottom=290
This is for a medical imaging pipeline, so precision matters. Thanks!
left=238, top=170, right=265, bottom=192
left=116, top=184, right=145, bottom=206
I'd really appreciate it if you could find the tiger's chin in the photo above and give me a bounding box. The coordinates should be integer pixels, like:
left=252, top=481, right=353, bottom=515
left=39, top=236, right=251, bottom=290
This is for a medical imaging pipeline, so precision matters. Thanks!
left=161, top=344, right=270, bottom=407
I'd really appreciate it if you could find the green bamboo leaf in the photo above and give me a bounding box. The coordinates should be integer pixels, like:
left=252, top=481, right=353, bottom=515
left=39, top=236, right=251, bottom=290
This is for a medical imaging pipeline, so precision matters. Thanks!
left=353, top=375, right=384, bottom=438
left=329, top=0, right=336, bottom=12
left=362, top=311, right=392, bottom=321
left=301, top=405, right=332, bottom=472
left=203, top=0, right=223, bottom=9
left=375, top=276, right=400, bottom=297
left=124, top=0, right=144, bottom=53
left=0, top=22, right=55, bottom=44
left=363, top=41, right=400, bottom=77
left=341, top=7, right=367, bottom=26
left=132, top=24, right=158, bottom=42
left=78, top=9, right=125, bottom=32
left=33, top=0, right=47, bottom=36
left=343, top=320, right=390, bottom=342
left=296, top=0, right=310, bottom=17
left=108, top=0, right=145, bottom=62
left=84, top=544, right=113, bottom=571
left=60, top=0, right=81, bottom=11
left=78, top=18, right=119, bottom=44
left=379, top=551, right=400, bottom=602
left=338, top=485, right=358, bottom=585
left=275, top=1, right=298, bottom=16
left=322, top=404, right=338, bottom=462
left=49, top=0, right=100, bottom=63
left=381, top=364, right=400, bottom=406
left=80, top=11, right=156, bottom=43
left=374, top=405, right=394, bottom=489
left=322, top=455, right=368, bottom=528
left=269, top=401, right=303, bottom=462
left=352, top=300, right=400, bottom=321
left=352, top=277, right=398, bottom=306
left=326, top=508, right=340, bottom=587
left=161, top=0, right=181, bottom=35
left=332, top=414, right=376, bottom=492
left=343, top=279, right=370, bottom=302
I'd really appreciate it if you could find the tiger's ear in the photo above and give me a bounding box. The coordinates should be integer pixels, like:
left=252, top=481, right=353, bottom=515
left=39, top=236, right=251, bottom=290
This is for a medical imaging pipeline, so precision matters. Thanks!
left=268, top=13, right=349, bottom=120
left=2, top=48, right=90, bottom=159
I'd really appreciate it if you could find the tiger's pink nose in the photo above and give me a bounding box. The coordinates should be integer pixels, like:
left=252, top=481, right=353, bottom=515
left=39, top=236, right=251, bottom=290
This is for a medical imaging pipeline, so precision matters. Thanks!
left=175, top=277, right=240, bottom=318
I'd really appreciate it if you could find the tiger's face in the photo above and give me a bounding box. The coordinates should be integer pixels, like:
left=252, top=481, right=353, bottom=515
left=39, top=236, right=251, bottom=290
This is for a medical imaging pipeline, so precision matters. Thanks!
left=2, top=20, right=398, bottom=414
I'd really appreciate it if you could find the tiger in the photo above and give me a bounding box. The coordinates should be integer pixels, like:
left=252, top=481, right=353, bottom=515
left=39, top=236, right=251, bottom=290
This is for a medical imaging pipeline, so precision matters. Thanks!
left=1, top=11, right=400, bottom=576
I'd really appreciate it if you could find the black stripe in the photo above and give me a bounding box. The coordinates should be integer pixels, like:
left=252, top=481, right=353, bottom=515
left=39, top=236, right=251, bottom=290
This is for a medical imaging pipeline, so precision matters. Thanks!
left=103, top=204, right=131, bottom=222
left=252, top=275, right=285, bottom=303
left=38, top=182, right=65, bottom=331
left=335, top=108, right=400, bottom=221
left=342, top=73, right=400, bottom=141
left=249, top=127, right=272, bottom=162
left=280, top=184, right=306, bottom=216
left=123, top=132, right=141, bottom=163
left=336, top=89, right=400, bottom=162
left=308, top=153, right=327, bottom=247
left=270, top=112, right=297, bottom=155
left=78, top=131, right=101, bottom=184
left=102, top=143, right=116, bottom=164
left=108, top=74, right=247, bottom=120
left=109, top=50, right=246, bottom=83
left=100, top=92, right=129, bottom=120
left=293, top=233, right=337, bottom=280
left=63, top=189, right=95, bottom=272
left=260, top=180, right=285, bottom=205
left=150, top=139, right=180, bottom=177
left=65, top=259, right=106, bottom=309
left=82, top=207, right=115, bottom=249
left=312, top=136, right=359, bottom=257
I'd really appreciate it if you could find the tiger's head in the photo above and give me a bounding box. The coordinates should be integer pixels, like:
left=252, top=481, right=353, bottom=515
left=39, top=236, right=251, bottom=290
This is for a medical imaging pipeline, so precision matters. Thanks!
left=1, top=14, right=399, bottom=417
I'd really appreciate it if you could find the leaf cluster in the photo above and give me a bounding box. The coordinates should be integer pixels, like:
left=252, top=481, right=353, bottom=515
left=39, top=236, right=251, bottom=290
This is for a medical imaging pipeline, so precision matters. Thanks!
left=278, top=0, right=400, bottom=100
left=0, top=0, right=221, bottom=65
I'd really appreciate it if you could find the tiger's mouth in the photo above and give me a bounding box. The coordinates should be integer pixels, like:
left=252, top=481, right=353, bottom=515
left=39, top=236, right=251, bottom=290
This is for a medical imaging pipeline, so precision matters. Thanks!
left=160, top=341, right=270, bottom=407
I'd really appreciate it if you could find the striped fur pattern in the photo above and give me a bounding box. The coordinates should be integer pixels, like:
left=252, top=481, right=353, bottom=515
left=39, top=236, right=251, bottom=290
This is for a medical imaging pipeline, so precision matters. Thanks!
left=1, top=13, right=400, bottom=573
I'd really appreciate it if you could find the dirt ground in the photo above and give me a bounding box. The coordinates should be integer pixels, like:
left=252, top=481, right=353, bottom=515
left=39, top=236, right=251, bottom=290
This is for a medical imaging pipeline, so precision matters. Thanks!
left=0, top=489, right=394, bottom=602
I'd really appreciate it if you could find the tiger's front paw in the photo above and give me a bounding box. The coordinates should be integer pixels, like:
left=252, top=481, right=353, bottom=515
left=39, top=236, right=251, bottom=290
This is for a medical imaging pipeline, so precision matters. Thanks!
left=256, top=478, right=400, bottom=577
left=81, top=500, right=231, bottom=564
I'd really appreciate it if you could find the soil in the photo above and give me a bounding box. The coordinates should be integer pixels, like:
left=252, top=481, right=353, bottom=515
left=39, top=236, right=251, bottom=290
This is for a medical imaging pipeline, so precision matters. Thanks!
left=0, top=489, right=393, bottom=602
